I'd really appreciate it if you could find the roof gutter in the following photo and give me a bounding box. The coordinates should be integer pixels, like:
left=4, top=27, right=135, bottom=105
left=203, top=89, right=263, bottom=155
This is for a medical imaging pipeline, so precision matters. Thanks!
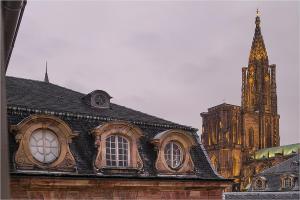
left=2, top=0, right=27, bottom=72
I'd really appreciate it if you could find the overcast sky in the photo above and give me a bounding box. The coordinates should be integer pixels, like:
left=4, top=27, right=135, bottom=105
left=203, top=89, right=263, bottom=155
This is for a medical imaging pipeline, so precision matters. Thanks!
left=7, top=1, right=299, bottom=145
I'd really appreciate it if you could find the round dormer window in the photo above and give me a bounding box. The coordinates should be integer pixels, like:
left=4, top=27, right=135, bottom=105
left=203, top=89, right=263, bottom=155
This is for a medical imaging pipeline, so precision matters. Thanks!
left=29, top=129, right=60, bottom=163
left=94, top=94, right=107, bottom=106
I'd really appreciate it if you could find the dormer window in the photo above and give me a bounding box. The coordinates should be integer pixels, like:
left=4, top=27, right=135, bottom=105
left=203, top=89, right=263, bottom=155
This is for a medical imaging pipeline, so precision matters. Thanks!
left=106, top=135, right=129, bottom=167
left=281, top=174, right=295, bottom=190
left=94, top=93, right=107, bottom=107
left=164, top=141, right=183, bottom=169
left=151, top=129, right=196, bottom=174
left=82, top=90, right=112, bottom=109
left=253, top=176, right=266, bottom=191
left=92, top=121, right=143, bottom=173
left=29, top=129, right=60, bottom=163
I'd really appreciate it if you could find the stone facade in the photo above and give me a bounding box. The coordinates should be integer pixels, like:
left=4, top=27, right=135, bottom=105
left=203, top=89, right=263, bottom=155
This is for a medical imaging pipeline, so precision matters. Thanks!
left=200, top=11, right=289, bottom=191
left=11, top=176, right=228, bottom=199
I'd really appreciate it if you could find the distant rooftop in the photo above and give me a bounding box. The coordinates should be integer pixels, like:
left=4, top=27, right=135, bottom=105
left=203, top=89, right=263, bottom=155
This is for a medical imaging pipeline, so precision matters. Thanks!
left=224, top=191, right=300, bottom=200
left=253, top=143, right=300, bottom=160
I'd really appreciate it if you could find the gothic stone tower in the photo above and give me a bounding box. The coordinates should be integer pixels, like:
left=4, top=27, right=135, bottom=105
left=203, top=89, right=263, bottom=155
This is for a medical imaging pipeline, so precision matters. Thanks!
left=201, top=11, right=280, bottom=186
left=241, top=11, right=280, bottom=155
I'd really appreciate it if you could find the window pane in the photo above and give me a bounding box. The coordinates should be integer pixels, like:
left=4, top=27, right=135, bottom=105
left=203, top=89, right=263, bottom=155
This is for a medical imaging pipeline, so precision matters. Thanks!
left=164, top=142, right=183, bottom=169
left=105, top=135, right=129, bottom=167
left=29, top=129, right=60, bottom=163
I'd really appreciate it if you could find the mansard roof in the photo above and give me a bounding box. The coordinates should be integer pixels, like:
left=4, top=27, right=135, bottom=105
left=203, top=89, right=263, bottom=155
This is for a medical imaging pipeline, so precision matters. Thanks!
left=6, top=76, right=224, bottom=180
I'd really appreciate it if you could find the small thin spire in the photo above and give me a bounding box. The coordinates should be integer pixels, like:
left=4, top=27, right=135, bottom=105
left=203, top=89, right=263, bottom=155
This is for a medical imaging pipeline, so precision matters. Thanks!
left=44, top=61, right=49, bottom=83
left=256, top=8, right=260, bottom=17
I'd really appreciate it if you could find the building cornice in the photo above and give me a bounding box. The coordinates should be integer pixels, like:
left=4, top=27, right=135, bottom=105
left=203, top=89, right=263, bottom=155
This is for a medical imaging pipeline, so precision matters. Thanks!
left=7, top=105, right=198, bottom=132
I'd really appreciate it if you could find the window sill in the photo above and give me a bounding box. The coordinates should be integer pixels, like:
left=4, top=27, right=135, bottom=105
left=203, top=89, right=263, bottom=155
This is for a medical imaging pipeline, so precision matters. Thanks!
left=100, top=166, right=140, bottom=175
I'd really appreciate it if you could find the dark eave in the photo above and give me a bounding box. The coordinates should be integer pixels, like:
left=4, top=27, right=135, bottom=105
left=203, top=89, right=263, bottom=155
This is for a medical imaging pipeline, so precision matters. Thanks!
left=2, top=1, right=27, bottom=71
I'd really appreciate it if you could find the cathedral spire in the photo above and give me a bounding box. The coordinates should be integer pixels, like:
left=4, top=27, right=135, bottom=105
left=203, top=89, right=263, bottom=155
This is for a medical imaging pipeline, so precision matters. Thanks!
left=248, top=9, right=268, bottom=65
left=44, top=61, right=49, bottom=83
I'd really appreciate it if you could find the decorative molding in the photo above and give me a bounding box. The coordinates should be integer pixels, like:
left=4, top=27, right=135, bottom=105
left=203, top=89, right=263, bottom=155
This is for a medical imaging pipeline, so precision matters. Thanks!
left=11, top=114, right=78, bottom=172
left=92, top=121, right=144, bottom=172
left=151, top=129, right=196, bottom=174
left=7, top=105, right=197, bottom=132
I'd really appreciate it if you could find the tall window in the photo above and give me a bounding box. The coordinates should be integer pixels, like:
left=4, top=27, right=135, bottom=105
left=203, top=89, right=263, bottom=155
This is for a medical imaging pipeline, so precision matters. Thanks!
left=266, top=123, right=272, bottom=147
left=105, top=135, right=129, bottom=167
left=164, top=142, right=183, bottom=169
left=249, top=128, right=254, bottom=147
left=282, top=177, right=293, bottom=189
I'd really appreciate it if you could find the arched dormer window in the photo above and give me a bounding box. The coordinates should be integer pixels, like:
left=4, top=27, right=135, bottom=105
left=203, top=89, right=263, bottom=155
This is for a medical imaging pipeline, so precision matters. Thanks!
left=106, top=135, right=129, bottom=167
left=151, top=129, right=196, bottom=174
left=281, top=174, right=295, bottom=190
left=92, top=121, right=143, bottom=173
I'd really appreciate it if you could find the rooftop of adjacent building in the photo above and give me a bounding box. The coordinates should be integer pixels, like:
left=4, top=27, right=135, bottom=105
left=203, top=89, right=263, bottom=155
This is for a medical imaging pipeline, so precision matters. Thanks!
left=258, top=153, right=299, bottom=175
left=247, top=154, right=300, bottom=192
left=252, top=143, right=300, bottom=160
left=224, top=191, right=300, bottom=200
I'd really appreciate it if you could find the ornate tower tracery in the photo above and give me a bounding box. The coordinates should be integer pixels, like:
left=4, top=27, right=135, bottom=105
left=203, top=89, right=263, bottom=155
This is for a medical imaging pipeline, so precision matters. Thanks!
left=241, top=10, right=280, bottom=151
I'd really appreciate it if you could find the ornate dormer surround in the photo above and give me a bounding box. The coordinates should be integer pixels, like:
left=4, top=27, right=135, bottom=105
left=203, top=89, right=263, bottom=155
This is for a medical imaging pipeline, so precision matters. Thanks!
left=91, top=121, right=144, bottom=173
left=151, top=129, right=196, bottom=174
left=280, top=174, right=295, bottom=190
left=10, top=114, right=78, bottom=171
left=253, top=176, right=267, bottom=191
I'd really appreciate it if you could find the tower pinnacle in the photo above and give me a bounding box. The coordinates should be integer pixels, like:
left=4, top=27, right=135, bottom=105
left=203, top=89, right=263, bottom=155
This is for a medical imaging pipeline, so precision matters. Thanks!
left=249, top=9, right=268, bottom=65
left=44, top=61, right=49, bottom=83
left=256, top=8, right=260, bottom=17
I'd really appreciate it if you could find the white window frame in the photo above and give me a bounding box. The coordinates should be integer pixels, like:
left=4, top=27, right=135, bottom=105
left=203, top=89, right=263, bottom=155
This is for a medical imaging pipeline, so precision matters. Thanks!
left=282, top=176, right=293, bottom=189
left=29, top=129, right=60, bottom=164
left=164, top=141, right=183, bottom=169
left=105, top=135, right=130, bottom=167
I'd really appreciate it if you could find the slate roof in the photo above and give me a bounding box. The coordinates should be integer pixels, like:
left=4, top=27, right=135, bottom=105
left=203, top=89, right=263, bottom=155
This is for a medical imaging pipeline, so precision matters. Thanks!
left=249, top=154, right=300, bottom=192
left=6, top=76, right=224, bottom=180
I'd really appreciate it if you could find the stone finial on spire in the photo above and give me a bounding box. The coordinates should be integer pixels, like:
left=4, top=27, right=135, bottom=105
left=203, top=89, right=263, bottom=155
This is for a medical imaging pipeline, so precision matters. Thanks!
left=248, top=9, right=268, bottom=65
left=44, top=61, right=49, bottom=83
left=256, top=8, right=260, bottom=17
